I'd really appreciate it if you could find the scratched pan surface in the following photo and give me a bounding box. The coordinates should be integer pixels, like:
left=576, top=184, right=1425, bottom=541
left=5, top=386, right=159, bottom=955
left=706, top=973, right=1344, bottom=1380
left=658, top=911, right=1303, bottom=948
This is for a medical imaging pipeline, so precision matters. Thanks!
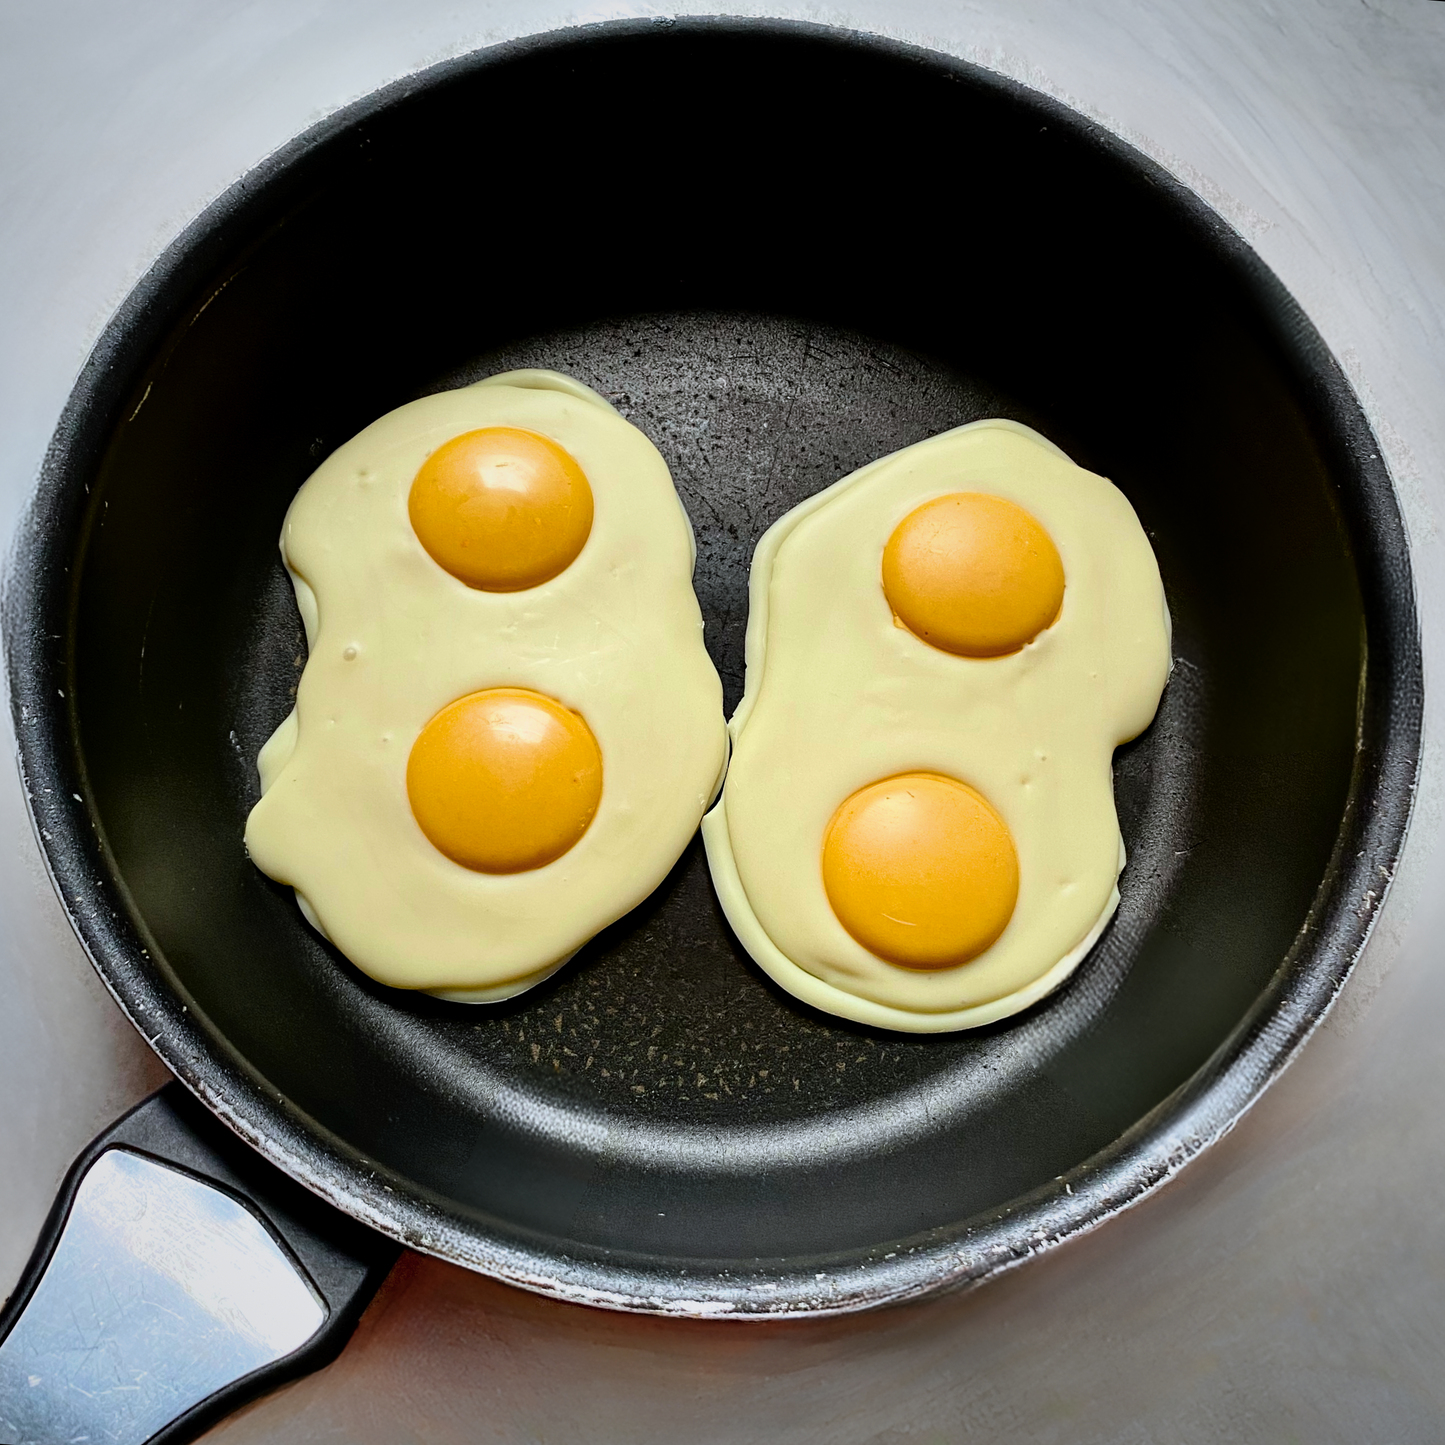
left=6, top=20, right=1420, bottom=1314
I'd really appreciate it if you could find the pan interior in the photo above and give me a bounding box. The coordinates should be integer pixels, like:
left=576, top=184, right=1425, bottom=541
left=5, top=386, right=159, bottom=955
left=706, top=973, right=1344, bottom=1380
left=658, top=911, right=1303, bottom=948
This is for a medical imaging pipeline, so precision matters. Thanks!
left=64, top=26, right=1365, bottom=1268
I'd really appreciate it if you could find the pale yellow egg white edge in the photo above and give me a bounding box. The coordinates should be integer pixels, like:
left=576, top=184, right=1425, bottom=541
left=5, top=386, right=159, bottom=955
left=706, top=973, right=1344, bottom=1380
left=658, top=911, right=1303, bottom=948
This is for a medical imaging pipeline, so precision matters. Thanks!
left=245, top=368, right=727, bottom=1002
left=704, top=417, right=1168, bottom=1033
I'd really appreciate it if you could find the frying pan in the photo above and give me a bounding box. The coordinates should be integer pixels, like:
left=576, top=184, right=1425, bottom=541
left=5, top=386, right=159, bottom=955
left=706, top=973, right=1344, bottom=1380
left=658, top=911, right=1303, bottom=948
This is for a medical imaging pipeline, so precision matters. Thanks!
left=0, top=16, right=1422, bottom=1444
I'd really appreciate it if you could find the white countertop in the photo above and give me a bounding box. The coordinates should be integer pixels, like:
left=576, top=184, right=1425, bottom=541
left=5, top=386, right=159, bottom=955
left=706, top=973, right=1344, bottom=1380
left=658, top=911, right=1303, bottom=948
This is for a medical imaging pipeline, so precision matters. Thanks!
left=3, top=1, right=1444, bottom=1438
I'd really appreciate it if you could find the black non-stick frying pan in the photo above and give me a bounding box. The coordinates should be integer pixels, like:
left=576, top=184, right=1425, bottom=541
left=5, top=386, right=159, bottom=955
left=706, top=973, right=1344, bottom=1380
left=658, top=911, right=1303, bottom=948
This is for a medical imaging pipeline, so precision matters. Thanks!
left=0, top=17, right=1422, bottom=1445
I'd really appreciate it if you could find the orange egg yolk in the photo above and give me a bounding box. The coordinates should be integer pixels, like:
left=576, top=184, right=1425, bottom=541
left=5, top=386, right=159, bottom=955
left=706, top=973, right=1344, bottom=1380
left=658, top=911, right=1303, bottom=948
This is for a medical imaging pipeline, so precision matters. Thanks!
left=408, top=427, right=593, bottom=591
left=882, top=492, right=1065, bottom=657
left=821, top=773, right=1019, bottom=970
left=406, top=688, right=603, bottom=873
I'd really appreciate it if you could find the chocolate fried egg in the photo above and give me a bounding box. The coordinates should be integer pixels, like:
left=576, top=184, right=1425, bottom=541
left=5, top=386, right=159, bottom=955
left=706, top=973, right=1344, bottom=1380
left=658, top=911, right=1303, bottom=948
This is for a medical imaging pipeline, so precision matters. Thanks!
left=245, top=370, right=728, bottom=1001
left=703, top=420, right=1170, bottom=1032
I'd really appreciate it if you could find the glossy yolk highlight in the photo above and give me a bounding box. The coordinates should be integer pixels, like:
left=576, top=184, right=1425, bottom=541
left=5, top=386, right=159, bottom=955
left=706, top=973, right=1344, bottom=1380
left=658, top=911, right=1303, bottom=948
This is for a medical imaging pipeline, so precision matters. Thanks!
left=408, top=427, right=593, bottom=591
left=882, top=492, right=1065, bottom=656
left=407, top=688, right=603, bottom=873
left=821, top=773, right=1019, bottom=970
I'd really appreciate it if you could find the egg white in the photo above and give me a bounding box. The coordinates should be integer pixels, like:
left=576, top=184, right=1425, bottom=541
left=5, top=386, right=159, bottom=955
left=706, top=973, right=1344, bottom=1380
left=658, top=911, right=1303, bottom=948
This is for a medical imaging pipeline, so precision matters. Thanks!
left=245, top=370, right=728, bottom=1000
left=702, top=419, right=1171, bottom=1033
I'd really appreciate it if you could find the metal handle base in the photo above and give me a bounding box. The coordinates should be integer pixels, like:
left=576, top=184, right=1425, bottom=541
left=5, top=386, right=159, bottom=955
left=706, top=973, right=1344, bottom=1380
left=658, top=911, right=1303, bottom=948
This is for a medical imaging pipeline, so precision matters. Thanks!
left=0, top=1085, right=399, bottom=1445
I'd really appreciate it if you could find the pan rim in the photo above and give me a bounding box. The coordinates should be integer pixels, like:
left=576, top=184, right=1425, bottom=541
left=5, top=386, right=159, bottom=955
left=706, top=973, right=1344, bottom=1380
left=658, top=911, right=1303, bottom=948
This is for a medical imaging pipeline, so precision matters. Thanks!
left=2, top=14, right=1423, bottom=1317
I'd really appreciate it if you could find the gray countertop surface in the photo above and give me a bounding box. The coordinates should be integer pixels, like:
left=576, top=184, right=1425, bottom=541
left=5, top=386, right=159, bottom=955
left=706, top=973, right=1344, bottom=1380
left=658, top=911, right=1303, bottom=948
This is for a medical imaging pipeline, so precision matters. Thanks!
left=3, top=1, right=1444, bottom=1439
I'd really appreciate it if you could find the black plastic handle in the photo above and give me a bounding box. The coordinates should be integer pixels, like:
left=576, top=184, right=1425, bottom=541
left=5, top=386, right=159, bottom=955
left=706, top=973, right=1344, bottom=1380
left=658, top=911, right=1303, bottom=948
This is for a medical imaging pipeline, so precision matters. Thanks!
left=0, top=1085, right=399, bottom=1445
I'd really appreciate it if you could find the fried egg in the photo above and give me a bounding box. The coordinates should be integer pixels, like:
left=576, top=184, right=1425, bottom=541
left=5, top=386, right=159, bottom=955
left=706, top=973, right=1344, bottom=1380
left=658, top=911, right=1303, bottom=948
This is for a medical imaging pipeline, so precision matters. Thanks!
left=702, top=419, right=1170, bottom=1032
left=245, top=370, right=728, bottom=1001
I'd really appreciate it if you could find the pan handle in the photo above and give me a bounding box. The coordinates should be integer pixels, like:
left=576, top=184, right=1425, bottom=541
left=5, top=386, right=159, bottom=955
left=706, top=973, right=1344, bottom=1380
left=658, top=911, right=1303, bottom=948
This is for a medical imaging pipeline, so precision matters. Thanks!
left=0, top=1084, right=400, bottom=1445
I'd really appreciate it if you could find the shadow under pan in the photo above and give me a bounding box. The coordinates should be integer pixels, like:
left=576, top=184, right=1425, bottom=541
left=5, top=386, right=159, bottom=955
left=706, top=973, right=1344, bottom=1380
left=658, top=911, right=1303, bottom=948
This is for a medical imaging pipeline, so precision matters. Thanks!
left=13, top=19, right=1419, bottom=1311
